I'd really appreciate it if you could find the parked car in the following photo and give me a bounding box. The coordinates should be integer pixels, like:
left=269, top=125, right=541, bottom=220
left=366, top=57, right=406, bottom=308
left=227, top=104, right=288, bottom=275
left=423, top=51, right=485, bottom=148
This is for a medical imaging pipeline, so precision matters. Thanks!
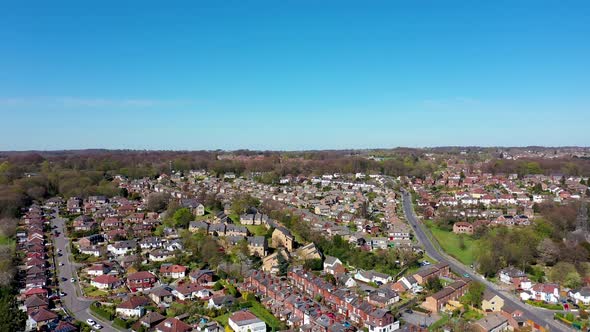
left=71, top=278, right=75, bottom=282
left=86, top=319, right=96, bottom=326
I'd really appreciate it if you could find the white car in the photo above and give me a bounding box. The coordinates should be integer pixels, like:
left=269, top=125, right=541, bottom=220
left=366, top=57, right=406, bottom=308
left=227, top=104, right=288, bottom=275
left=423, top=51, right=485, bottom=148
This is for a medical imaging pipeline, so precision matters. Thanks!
left=93, top=324, right=103, bottom=330
left=86, top=319, right=96, bottom=326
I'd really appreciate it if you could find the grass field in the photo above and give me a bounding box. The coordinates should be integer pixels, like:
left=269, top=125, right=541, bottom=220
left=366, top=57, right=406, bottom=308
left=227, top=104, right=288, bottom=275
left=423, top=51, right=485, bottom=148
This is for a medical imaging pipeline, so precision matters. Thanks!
left=426, top=222, right=477, bottom=265
left=248, top=300, right=283, bottom=330
left=246, top=225, right=268, bottom=236
left=428, top=314, right=450, bottom=331
left=87, top=289, right=108, bottom=297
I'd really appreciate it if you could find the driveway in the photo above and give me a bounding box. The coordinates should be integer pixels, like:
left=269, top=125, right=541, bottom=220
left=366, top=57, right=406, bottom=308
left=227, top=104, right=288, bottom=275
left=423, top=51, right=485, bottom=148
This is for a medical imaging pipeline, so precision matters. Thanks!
left=401, top=311, right=440, bottom=327
left=52, top=210, right=120, bottom=332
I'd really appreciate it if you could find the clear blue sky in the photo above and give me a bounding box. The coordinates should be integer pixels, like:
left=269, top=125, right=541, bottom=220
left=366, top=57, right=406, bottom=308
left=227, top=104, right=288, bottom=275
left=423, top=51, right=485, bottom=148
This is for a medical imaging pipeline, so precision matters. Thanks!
left=1, top=1, right=589, bottom=150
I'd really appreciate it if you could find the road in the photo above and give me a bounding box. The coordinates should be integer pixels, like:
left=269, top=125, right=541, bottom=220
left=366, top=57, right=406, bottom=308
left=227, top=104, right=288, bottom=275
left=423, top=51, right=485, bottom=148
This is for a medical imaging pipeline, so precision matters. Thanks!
left=400, top=190, right=569, bottom=332
left=51, top=210, right=119, bottom=332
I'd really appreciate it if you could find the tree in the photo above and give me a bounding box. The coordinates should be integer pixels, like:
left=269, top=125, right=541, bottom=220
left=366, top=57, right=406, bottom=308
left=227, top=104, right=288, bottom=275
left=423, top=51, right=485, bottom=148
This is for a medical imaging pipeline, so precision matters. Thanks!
left=146, top=193, right=170, bottom=212
left=425, top=277, right=443, bottom=292
left=549, top=262, right=579, bottom=287
left=458, top=235, right=467, bottom=250
left=0, top=247, right=15, bottom=287
left=230, top=194, right=260, bottom=216
left=172, top=208, right=193, bottom=228
left=536, top=238, right=560, bottom=265
left=0, top=287, right=26, bottom=331
left=324, top=273, right=336, bottom=285
left=277, top=251, right=289, bottom=276
left=461, top=282, right=485, bottom=308
left=0, top=218, right=17, bottom=238
left=564, top=271, right=582, bottom=289
left=303, top=258, right=323, bottom=271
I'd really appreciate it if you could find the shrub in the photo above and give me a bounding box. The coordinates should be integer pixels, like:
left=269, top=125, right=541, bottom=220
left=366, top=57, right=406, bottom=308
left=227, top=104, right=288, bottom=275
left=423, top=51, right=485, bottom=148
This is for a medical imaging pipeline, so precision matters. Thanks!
left=113, top=317, right=130, bottom=329
left=89, top=302, right=113, bottom=321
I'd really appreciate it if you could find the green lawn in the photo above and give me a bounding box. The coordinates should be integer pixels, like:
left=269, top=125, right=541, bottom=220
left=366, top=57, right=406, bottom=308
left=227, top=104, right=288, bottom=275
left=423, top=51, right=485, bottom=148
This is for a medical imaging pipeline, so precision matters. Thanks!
left=246, top=225, right=268, bottom=236
left=428, top=314, right=450, bottom=331
left=462, top=309, right=484, bottom=321
left=426, top=222, right=477, bottom=265
left=248, top=300, right=283, bottom=330
left=87, top=289, right=108, bottom=297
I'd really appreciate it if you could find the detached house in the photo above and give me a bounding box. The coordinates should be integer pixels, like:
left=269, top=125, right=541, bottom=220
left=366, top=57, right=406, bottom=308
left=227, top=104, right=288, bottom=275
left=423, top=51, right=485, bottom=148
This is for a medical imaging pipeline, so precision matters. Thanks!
left=172, top=283, right=211, bottom=301
left=116, top=295, right=151, bottom=318
left=189, top=269, right=214, bottom=284
left=107, top=240, right=137, bottom=256
left=521, top=283, right=560, bottom=304
left=228, top=310, right=266, bottom=332
left=127, top=271, right=158, bottom=292
left=155, top=317, right=192, bottom=332
left=355, top=270, right=392, bottom=285
left=73, top=215, right=97, bottom=231
left=324, top=256, right=345, bottom=275
left=159, top=264, right=187, bottom=279
left=569, top=287, right=590, bottom=305
left=499, top=267, right=531, bottom=290
left=452, top=221, right=474, bottom=235
left=27, top=308, right=58, bottom=331
left=180, top=198, right=205, bottom=216
left=91, top=275, right=123, bottom=290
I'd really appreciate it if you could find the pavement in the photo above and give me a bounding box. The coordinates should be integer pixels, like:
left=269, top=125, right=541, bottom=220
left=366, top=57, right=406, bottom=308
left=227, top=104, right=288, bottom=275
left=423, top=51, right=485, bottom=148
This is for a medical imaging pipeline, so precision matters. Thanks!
left=401, top=311, right=440, bottom=327
left=51, top=210, right=119, bottom=332
left=400, top=189, right=569, bottom=332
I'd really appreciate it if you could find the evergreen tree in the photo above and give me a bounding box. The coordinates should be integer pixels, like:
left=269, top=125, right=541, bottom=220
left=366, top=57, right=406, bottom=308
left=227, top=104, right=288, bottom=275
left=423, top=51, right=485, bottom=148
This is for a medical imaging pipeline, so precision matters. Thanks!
left=0, top=287, right=26, bottom=331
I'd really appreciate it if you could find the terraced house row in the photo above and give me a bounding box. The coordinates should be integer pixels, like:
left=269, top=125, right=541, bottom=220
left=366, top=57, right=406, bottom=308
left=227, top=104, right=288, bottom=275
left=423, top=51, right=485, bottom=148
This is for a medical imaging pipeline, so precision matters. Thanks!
left=242, top=268, right=400, bottom=332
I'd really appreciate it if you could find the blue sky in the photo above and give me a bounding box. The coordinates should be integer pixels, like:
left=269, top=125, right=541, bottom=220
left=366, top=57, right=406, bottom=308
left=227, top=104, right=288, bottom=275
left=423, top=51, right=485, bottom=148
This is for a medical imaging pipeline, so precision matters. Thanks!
left=1, top=1, right=589, bottom=150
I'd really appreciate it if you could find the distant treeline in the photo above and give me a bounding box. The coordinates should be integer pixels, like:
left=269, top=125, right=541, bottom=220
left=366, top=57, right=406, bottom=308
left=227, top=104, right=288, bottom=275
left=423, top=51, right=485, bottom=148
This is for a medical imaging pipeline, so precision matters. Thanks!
left=1, top=149, right=590, bottom=217
left=482, top=158, right=590, bottom=177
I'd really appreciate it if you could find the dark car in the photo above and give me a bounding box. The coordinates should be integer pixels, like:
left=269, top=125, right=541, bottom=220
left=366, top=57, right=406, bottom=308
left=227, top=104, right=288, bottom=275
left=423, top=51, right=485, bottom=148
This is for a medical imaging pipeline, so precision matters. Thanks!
left=61, top=277, right=67, bottom=282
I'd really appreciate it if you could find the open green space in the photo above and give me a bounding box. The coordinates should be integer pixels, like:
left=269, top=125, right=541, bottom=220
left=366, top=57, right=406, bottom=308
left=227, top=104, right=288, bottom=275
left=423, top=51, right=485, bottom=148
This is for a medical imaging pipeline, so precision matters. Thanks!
left=247, top=300, right=283, bottom=330
left=246, top=225, right=268, bottom=236
left=425, top=221, right=477, bottom=265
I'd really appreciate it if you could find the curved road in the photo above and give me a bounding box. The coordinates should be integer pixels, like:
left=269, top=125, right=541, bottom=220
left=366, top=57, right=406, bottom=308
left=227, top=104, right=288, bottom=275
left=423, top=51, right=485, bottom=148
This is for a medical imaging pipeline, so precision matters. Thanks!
left=51, top=210, right=119, bottom=332
left=400, top=189, right=568, bottom=332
